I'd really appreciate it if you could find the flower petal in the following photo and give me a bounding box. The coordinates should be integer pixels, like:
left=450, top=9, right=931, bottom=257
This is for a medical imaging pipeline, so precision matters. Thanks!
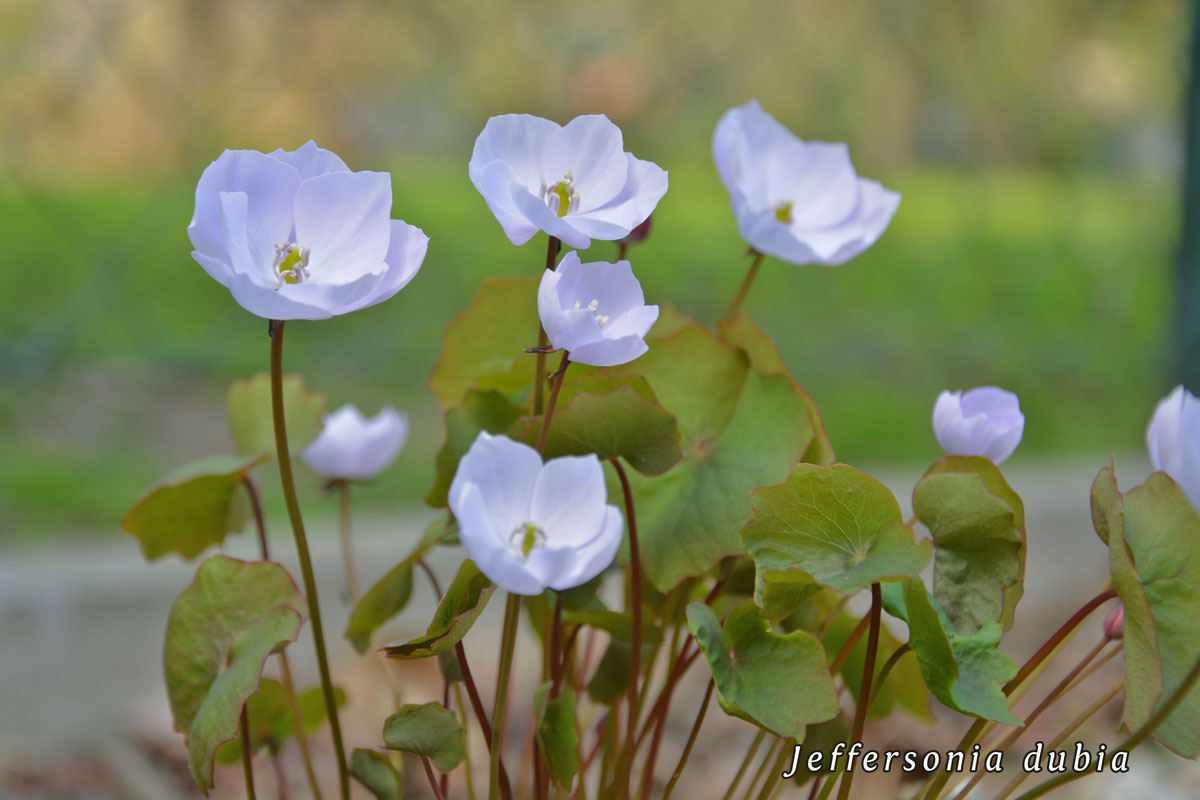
left=511, top=185, right=592, bottom=249
left=530, top=454, right=607, bottom=547
left=339, top=220, right=429, bottom=314
left=472, top=160, right=540, bottom=245
left=267, top=140, right=350, bottom=179
left=293, top=170, right=393, bottom=281
left=568, top=333, right=649, bottom=368
left=540, top=115, right=628, bottom=211
left=470, top=114, right=561, bottom=192
left=543, top=505, right=623, bottom=591
left=449, top=433, right=542, bottom=538
left=454, top=483, right=545, bottom=596
left=569, top=154, right=668, bottom=239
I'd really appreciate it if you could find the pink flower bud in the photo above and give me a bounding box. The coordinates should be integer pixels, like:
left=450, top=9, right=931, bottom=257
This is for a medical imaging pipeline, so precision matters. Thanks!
left=1103, top=605, right=1124, bottom=640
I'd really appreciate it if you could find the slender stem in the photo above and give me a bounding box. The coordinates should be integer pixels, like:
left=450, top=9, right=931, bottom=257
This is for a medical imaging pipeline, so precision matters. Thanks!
left=271, top=751, right=290, bottom=800
left=533, top=236, right=561, bottom=415
left=745, top=737, right=784, bottom=800
left=990, top=679, right=1124, bottom=800
left=418, top=558, right=444, bottom=598
left=661, top=679, right=713, bottom=800
left=454, top=682, right=480, bottom=800
left=268, top=321, right=350, bottom=800
left=866, top=643, right=911, bottom=716
left=241, top=476, right=323, bottom=800
left=754, top=738, right=790, bottom=800
left=722, top=250, right=765, bottom=322
left=456, top=642, right=512, bottom=800
left=836, top=584, right=881, bottom=800
left=536, top=353, right=570, bottom=453
left=1011, top=653, right=1200, bottom=800
left=491, top=595, right=522, bottom=800
left=618, top=241, right=629, bottom=261
left=422, top=758, right=448, bottom=800
left=920, top=587, right=1117, bottom=800
left=636, top=647, right=702, bottom=800
left=239, top=708, right=257, bottom=800
left=550, top=593, right=565, bottom=693
left=818, top=594, right=851, bottom=639
left=720, top=730, right=767, bottom=800
left=1003, top=588, right=1117, bottom=696
left=612, top=458, right=643, bottom=800
left=950, top=638, right=1109, bottom=800
left=336, top=481, right=360, bottom=601
left=828, top=613, right=871, bottom=677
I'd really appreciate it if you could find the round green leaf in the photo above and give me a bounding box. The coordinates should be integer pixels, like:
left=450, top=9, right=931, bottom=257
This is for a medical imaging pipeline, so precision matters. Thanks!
left=351, top=749, right=402, bottom=800
left=429, top=275, right=540, bottom=409
left=216, top=681, right=347, bottom=763
left=384, top=560, right=495, bottom=660
left=741, top=464, right=932, bottom=604
left=629, top=324, right=827, bottom=591
left=226, top=372, right=326, bottom=458
left=382, top=702, right=464, bottom=772
left=1096, top=465, right=1200, bottom=757
left=914, top=456, right=1026, bottom=634
left=122, top=454, right=266, bottom=561
left=881, top=579, right=1021, bottom=725
left=427, top=389, right=525, bottom=508
left=534, top=683, right=579, bottom=789
left=686, top=601, right=839, bottom=739
left=163, top=556, right=307, bottom=792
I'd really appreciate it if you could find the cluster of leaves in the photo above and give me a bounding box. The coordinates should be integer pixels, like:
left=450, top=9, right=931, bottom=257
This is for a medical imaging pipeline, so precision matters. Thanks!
left=126, top=252, right=1200, bottom=799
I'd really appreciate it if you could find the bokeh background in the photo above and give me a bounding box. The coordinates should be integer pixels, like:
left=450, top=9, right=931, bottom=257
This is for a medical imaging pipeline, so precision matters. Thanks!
left=1, top=0, right=1188, bottom=535
left=1, top=1, right=1197, bottom=798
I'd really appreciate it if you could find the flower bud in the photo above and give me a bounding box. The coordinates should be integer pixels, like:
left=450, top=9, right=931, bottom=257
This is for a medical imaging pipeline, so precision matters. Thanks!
left=932, top=387, right=1024, bottom=465
left=619, top=214, right=653, bottom=245
left=301, top=404, right=408, bottom=481
left=1145, top=385, right=1200, bottom=509
left=1103, top=604, right=1124, bottom=641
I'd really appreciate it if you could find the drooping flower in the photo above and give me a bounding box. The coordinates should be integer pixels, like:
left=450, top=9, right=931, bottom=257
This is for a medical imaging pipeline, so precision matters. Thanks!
left=448, top=432, right=623, bottom=595
left=1146, top=385, right=1200, bottom=508
left=537, top=251, right=658, bottom=367
left=189, top=141, right=428, bottom=320
left=468, top=114, right=668, bottom=250
left=933, top=387, right=1024, bottom=464
left=301, top=404, right=409, bottom=482
left=712, top=100, right=900, bottom=266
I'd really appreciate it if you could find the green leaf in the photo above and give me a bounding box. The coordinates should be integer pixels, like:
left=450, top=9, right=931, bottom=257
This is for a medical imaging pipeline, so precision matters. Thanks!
left=427, top=390, right=525, bottom=508
left=914, top=456, right=1026, bottom=634
left=587, top=641, right=633, bottom=705
left=382, top=702, right=464, bottom=773
left=226, top=373, right=326, bottom=458
left=351, top=749, right=403, bottom=800
left=561, top=608, right=663, bottom=645
left=122, top=454, right=266, bottom=561
left=628, top=324, right=830, bottom=591
left=515, top=375, right=682, bottom=476
left=717, top=315, right=835, bottom=466
left=429, top=276, right=540, bottom=409
left=741, top=464, right=932, bottom=608
left=384, top=560, right=495, bottom=660
left=534, top=683, right=579, bottom=788
left=1097, top=466, right=1200, bottom=757
left=882, top=579, right=1021, bottom=725
left=686, top=601, right=839, bottom=739
left=345, top=520, right=446, bottom=652
left=163, top=556, right=307, bottom=792
left=216, top=682, right=347, bottom=764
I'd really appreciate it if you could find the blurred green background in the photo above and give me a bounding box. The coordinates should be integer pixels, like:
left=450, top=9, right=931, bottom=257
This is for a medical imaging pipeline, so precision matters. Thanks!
left=0, top=0, right=1186, bottom=536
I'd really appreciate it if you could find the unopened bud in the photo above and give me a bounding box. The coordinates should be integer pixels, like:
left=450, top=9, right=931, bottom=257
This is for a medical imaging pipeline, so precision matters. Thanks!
left=619, top=214, right=653, bottom=246
left=1103, top=604, right=1124, bottom=640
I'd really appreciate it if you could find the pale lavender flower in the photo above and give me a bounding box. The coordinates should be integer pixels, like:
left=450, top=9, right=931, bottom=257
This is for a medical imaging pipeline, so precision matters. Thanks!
left=1146, top=385, right=1200, bottom=508
left=448, top=433, right=623, bottom=595
left=469, top=114, right=667, bottom=250
left=713, top=100, right=899, bottom=266
left=933, top=387, right=1024, bottom=464
left=189, top=141, right=427, bottom=320
left=301, top=404, right=409, bottom=482
left=537, top=251, right=658, bottom=367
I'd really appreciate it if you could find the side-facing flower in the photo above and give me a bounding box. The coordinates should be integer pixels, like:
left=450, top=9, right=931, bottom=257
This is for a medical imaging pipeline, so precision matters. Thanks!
left=468, top=114, right=668, bottom=250
left=301, top=404, right=409, bottom=482
left=189, top=140, right=428, bottom=320
left=1146, top=385, right=1200, bottom=508
left=448, top=432, right=623, bottom=595
left=933, top=387, right=1024, bottom=464
left=537, top=251, right=658, bottom=367
left=713, top=100, right=899, bottom=266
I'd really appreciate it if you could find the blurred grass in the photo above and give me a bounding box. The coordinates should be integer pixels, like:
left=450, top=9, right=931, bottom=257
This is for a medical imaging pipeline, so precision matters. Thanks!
left=0, top=158, right=1174, bottom=535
